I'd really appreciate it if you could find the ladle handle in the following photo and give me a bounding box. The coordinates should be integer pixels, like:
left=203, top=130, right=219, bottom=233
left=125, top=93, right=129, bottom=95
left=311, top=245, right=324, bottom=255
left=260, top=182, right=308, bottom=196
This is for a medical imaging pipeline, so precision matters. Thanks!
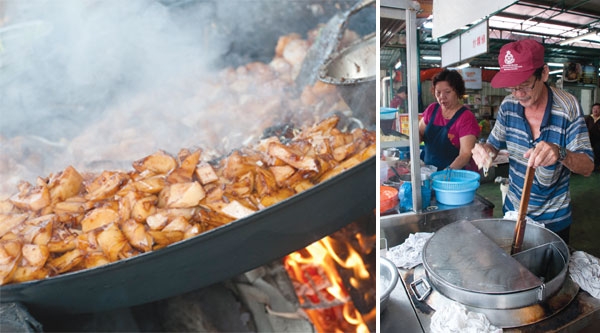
left=348, top=0, right=375, bottom=17
left=511, top=165, right=535, bottom=255
left=335, top=0, right=375, bottom=43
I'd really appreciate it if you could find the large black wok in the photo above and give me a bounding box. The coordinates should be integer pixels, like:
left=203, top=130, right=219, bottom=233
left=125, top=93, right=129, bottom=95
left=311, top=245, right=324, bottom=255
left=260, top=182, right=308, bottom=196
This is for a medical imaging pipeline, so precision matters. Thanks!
left=0, top=0, right=375, bottom=315
left=0, top=157, right=375, bottom=314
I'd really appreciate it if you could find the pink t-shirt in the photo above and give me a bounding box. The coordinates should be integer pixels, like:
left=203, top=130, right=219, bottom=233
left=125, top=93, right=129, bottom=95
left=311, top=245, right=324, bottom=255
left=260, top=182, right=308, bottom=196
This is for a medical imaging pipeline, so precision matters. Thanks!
left=422, top=103, right=480, bottom=148
left=422, top=103, right=481, bottom=171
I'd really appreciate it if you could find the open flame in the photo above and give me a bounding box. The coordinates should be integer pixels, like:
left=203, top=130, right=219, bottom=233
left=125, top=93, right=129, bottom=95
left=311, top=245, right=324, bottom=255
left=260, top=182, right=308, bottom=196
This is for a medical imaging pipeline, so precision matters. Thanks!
left=283, top=233, right=375, bottom=332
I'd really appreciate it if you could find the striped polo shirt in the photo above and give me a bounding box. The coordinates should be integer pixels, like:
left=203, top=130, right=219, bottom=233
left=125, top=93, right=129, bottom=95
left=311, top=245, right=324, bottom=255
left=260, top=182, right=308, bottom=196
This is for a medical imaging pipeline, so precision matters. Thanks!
left=488, top=83, right=594, bottom=232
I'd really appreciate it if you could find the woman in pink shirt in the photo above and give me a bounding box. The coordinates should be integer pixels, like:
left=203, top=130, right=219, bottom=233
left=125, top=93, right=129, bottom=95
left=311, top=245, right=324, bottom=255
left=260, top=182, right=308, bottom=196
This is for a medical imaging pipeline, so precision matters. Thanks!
left=418, top=69, right=480, bottom=171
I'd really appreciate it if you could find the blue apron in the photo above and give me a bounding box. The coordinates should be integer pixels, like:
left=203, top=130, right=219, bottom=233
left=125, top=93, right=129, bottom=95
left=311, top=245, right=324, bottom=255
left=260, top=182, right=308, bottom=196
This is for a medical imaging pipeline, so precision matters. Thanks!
left=422, top=103, right=467, bottom=170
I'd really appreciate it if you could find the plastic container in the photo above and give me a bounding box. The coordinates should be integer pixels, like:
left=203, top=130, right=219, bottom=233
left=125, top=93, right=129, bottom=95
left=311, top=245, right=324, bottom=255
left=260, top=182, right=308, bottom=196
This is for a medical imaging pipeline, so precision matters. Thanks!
left=433, top=183, right=479, bottom=205
left=380, top=186, right=399, bottom=213
left=430, top=170, right=480, bottom=191
left=397, top=114, right=424, bottom=135
left=380, top=107, right=397, bottom=120
left=398, top=180, right=431, bottom=212
left=421, top=185, right=432, bottom=207
left=431, top=170, right=480, bottom=205
left=380, top=107, right=397, bottom=132
left=397, top=146, right=410, bottom=160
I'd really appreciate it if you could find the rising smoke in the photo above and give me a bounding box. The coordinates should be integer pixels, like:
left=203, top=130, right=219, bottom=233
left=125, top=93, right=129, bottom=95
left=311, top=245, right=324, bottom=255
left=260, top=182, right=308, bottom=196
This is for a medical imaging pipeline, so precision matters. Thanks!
left=0, top=0, right=358, bottom=192
left=0, top=0, right=224, bottom=139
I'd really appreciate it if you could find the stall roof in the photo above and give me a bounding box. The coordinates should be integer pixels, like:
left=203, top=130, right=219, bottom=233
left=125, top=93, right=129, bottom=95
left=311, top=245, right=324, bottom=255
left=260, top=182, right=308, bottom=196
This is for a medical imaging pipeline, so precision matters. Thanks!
left=381, top=0, right=600, bottom=70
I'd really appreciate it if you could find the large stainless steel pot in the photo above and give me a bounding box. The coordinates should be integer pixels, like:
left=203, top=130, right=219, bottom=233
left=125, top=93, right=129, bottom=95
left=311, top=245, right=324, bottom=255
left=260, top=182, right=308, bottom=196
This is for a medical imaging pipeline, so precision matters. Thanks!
left=422, top=219, right=570, bottom=309
left=409, top=218, right=578, bottom=328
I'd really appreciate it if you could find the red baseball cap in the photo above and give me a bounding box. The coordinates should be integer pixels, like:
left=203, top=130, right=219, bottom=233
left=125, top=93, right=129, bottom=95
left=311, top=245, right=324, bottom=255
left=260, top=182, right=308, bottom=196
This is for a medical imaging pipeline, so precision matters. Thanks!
left=490, top=39, right=546, bottom=88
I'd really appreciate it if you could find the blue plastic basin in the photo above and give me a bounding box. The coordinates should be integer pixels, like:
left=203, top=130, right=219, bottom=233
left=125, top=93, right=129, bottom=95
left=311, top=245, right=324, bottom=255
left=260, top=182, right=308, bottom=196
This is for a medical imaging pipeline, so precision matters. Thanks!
left=433, top=181, right=479, bottom=206
left=380, top=107, right=397, bottom=120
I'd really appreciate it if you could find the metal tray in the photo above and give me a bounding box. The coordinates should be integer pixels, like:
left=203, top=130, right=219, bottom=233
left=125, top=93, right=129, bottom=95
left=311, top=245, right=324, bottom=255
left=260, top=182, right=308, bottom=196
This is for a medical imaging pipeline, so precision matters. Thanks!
left=0, top=157, right=375, bottom=314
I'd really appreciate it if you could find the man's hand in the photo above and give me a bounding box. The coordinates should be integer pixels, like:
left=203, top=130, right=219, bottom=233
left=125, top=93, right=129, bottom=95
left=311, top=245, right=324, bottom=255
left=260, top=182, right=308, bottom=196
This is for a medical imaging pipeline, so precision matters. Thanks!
left=523, top=141, right=559, bottom=168
left=472, top=143, right=496, bottom=174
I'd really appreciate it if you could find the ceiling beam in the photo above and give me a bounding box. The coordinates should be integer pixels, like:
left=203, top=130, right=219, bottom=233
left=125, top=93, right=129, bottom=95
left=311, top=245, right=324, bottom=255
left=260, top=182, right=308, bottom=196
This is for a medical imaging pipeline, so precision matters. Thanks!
left=521, top=0, right=600, bottom=17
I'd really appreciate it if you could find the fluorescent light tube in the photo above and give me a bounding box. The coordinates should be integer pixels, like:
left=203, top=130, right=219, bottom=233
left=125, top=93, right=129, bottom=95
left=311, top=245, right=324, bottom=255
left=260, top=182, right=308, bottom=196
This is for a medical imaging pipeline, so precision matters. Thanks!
left=560, top=31, right=598, bottom=45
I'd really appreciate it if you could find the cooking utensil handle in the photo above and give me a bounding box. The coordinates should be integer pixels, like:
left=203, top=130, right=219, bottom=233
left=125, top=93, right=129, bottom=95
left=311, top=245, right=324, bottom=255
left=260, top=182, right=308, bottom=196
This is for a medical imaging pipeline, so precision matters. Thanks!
left=335, top=0, right=375, bottom=41
left=511, top=165, right=535, bottom=255
left=349, top=0, right=375, bottom=16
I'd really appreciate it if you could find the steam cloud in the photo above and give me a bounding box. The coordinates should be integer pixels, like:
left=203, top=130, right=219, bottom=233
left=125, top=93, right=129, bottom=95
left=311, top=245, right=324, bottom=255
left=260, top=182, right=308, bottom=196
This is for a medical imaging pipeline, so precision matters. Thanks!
left=1, top=0, right=223, bottom=139
left=0, top=0, right=355, bottom=192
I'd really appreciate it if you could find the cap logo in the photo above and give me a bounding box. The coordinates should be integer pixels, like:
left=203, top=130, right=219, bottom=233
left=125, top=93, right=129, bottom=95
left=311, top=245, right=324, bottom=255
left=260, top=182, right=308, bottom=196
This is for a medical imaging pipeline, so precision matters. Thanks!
left=504, top=51, right=515, bottom=65
left=492, top=40, right=543, bottom=88
left=501, top=50, right=522, bottom=72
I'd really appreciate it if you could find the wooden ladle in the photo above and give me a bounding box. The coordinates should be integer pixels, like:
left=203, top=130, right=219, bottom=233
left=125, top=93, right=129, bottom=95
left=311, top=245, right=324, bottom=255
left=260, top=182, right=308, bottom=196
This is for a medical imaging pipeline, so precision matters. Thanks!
left=511, top=165, right=535, bottom=255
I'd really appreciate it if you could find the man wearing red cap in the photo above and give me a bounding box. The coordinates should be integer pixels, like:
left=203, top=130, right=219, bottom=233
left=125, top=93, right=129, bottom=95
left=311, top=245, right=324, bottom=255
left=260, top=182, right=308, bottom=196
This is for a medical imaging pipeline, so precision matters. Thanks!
left=471, top=39, right=594, bottom=244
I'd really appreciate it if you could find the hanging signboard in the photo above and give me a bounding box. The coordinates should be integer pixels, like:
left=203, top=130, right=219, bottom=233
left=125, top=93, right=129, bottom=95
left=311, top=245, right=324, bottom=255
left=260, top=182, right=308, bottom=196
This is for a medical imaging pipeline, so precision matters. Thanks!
left=442, top=20, right=488, bottom=68
left=432, top=0, right=514, bottom=39
left=441, top=37, right=461, bottom=68
left=460, top=20, right=488, bottom=60
left=458, top=67, right=482, bottom=90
